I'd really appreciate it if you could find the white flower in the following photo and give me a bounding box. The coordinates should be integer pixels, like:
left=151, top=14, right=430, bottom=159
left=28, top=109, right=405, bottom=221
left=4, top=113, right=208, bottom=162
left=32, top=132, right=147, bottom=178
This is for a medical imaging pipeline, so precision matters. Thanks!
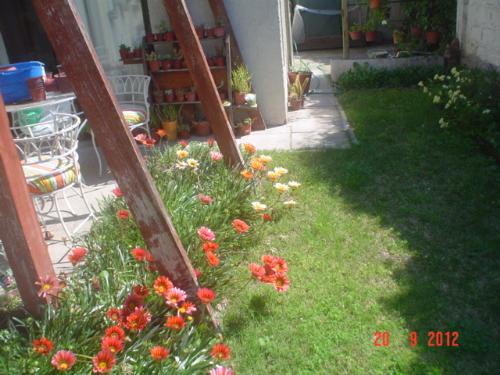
left=445, top=102, right=450, bottom=109
left=418, top=81, right=424, bottom=87
left=186, top=158, right=199, bottom=169
left=274, top=183, right=289, bottom=193
left=433, top=96, right=441, bottom=104
left=423, top=87, right=429, bottom=93
left=482, top=109, right=491, bottom=115
left=251, top=201, right=267, bottom=212
left=451, top=67, right=458, bottom=76
left=381, top=19, right=388, bottom=26
left=258, top=155, right=273, bottom=163
left=283, top=200, right=297, bottom=208
left=273, top=167, right=288, bottom=176
left=438, top=118, right=449, bottom=128
left=176, top=161, right=188, bottom=170
left=288, top=181, right=301, bottom=189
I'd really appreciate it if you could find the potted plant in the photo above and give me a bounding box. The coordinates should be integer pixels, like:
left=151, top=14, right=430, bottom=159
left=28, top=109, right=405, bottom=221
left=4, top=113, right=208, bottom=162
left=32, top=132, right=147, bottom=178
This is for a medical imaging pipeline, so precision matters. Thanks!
left=160, top=105, right=178, bottom=141
left=234, top=117, right=254, bottom=137
left=214, top=47, right=225, bottom=67
left=161, top=54, right=172, bottom=71
left=145, top=33, right=154, bottom=44
left=119, top=44, right=130, bottom=61
left=165, top=89, right=175, bottom=103
left=133, top=48, right=142, bottom=58
left=192, top=119, right=211, bottom=136
left=205, top=25, right=215, bottom=38
left=404, top=1, right=423, bottom=38
left=146, top=52, right=160, bottom=72
left=153, top=88, right=164, bottom=104
left=231, top=64, right=252, bottom=106
left=213, top=19, right=226, bottom=38
left=393, top=30, right=404, bottom=45
left=369, top=0, right=381, bottom=9
left=421, top=11, right=441, bottom=45
left=288, top=74, right=309, bottom=111
left=178, top=122, right=191, bottom=139
left=288, top=58, right=312, bottom=95
left=195, top=25, right=205, bottom=39
left=349, top=24, right=363, bottom=41
left=364, top=9, right=384, bottom=42
left=185, top=87, right=197, bottom=102
left=175, top=89, right=185, bottom=102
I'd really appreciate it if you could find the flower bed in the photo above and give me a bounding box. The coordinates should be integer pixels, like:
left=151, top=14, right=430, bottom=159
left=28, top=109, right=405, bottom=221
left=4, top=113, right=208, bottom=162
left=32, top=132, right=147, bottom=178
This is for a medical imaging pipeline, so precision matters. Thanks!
left=0, top=141, right=299, bottom=374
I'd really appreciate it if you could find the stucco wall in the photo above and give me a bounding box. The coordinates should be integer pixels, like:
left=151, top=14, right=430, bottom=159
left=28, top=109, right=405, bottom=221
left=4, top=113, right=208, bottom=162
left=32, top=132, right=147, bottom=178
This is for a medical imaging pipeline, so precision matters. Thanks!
left=457, top=0, right=500, bottom=68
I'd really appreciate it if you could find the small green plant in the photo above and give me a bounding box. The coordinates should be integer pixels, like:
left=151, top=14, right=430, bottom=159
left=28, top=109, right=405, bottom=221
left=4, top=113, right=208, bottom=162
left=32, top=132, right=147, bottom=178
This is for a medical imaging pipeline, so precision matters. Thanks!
left=145, top=51, right=158, bottom=61
left=119, top=44, right=130, bottom=51
left=349, top=24, right=364, bottom=32
left=289, top=74, right=309, bottom=99
left=364, top=9, right=385, bottom=32
left=290, top=57, right=311, bottom=73
left=162, top=104, right=178, bottom=121
left=231, top=65, right=252, bottom=93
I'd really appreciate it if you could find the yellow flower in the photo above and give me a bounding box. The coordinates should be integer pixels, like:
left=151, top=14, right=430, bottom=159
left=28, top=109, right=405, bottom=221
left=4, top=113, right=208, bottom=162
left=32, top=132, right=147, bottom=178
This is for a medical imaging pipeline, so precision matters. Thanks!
left=288, top=181, right=301, bottom=189
left=283, top=200, right=297, bottom=208
left=274, top=183, right=289, bottom=193
left=258, top=155, right=273, bottom=164
left=177, top=150, right=189, bottom=159
left=267, top=171, right=279, bottom=181
left=251, top=201, right=267, bottom=212
left=250, top=158, right=265, bottom=171
left=273, top=167, right=288, bottom=176
left=186, top=158, right=199, bottom=169
left=176, top=161, right=188, bottom=170
left=243, top=143, right=256, bottom=154
left=240, top=169, right=254, bottom=180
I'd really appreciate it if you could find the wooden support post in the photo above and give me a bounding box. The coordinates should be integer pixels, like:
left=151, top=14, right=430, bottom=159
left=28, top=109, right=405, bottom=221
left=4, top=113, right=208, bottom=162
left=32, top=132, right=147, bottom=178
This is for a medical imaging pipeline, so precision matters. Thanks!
left=163, top=0, right=243, bottom=166
left=342, top=0, right=350, bottom=59
left=208, top=0, right=243, bottom=67
left=0, top=95, right=56, bottom=317
left=140, top=0, right=152, bottom=36
left=32, top=0, right=202, bottom=303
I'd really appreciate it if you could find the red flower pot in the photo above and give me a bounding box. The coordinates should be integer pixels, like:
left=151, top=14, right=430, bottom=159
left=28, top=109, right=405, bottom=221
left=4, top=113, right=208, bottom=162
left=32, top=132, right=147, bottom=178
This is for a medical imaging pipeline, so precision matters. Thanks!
left=148, top=60, right=161, bottom=72
left=185, top=92, right=196, bottom=102
left=233, top=91, right=246, bottom=106
left=195, top=27, right=204, bottom=39
left=365, top=31, right=377, bottom=42
left=161, top=60, right=171, bottom=71
left=173, top=60, right=182, bottom=69
left=369, top=0, right=381, bottom=9
left=219, top=91, right=226, bottom=101
left=206, top=28, right=215, bottom=38
left=349, top=31, right=362, bottom=41
left=166, top=93, right=175, bottom=103
left=154, top=33, right=162, bottom=41
left=178, top=130, right=191, bottom=139
left=237, top=124, right=252, bottom=137
left=206, top=57, right=215, bottom=67
left=215, top=56, right=225, bottom=66
left=175, top=93, right=185, bottom=102
left=133, top=49, right=142, bottom=58
left=164, top=31, right=175, bottom=41
left=288, top=97, right=304, bottom=111
left=119, top=49, right=128, bottom=60
left=410, top=26, right=422, bottom=38
left=146, top=34, right=154, bottom=43
left=214, top=27, right=225, bottom=38
left=426, top=31, right=440, bottom=45
left=192, top=121, right=211, bottom=136
left=153, top=90, right=164, bottom=104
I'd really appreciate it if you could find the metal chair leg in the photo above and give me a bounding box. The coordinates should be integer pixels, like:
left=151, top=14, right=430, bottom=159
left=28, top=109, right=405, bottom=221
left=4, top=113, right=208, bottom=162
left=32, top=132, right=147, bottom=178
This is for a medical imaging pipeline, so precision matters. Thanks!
left=90, top=129, right=103, bottom=177
left=54, top=194, right=72, bottom=240
left=62, top=189, right=76, bottom=215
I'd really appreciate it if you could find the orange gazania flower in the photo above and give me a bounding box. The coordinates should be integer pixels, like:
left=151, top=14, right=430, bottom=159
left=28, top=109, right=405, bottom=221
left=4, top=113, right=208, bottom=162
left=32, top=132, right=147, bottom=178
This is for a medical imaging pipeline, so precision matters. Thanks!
left=178, top=301, right=197, bottom=315
left=101, top=336, right=124, bottom=354
left=125, top=306, right=151, bottom=331
left=140, top=137, right=157, bottom=149
left=116, top=209, right=130, bottom=220
left=112, top=187, right=123, bottom=198
left=154, top=275, right=173, bottom=295
left=150, top=346, right=170, bottom=362
left=105, top=326, right=125, bottom=341
left=240, top=169, right=253, bottom=180
left=206, top=251, right=220, bottom=267
left=133, top=285, right=149, bottom=298
left=123, top=294, right=144, bottom=312
left=179, top=140, right=189, bottom=148
left=232, top=219, right=249, bottom=233
left=106, top=307, right=121, bottom=322
left=92, top=350, right=116, bottom=373
left=198, top=193, right=213, bottom=205
left=211, top=343, right=231, bottom=361
left=35, top=275, right=59, bottom=299
left=202, top=242, right=219, bottom=253
left=165, top=315, right=185, bottom=330
left=32, top=337, right=53, bottom=355
left=164, top=287, right=187, bottom=308
left=68, top=247, right=87, bottom=266
left=130, top=247, right=149, bottom=262
left=194, top=268, right=202, bottom=279
left=243, top=143, right=256, bottom=154
left=197, top=287, right=216, bottom=304
left=273, top=274, right=290, bottom=292
left=250, top=158, right=265, bottom=171
left=262, top=213, right=272, bottom=221
left=156, top=128, right=167, bottom=138
left=207, top=137, right=215, bottom=147
left=249, top=263, right=265, bottom=279
left=51, top=350, right=76, bottom=371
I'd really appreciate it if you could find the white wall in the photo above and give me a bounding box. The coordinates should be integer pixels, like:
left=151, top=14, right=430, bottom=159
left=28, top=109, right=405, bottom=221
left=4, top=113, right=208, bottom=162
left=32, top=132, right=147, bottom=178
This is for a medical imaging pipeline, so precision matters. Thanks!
left=457, top=0, right=500, bottom=68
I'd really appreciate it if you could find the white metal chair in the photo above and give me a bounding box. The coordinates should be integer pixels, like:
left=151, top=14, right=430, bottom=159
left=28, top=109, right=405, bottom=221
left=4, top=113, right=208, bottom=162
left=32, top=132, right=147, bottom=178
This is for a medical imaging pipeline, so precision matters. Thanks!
left=108, top=75, right=152, bottom=135
left=12, top=113, right=94, bottom=240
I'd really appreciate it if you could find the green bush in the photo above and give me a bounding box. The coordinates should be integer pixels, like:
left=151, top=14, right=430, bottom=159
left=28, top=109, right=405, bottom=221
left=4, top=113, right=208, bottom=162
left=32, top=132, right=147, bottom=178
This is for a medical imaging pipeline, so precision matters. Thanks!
left=419, top=67, right=500, bottom=156
left=336, top=63, right=446, bottom=91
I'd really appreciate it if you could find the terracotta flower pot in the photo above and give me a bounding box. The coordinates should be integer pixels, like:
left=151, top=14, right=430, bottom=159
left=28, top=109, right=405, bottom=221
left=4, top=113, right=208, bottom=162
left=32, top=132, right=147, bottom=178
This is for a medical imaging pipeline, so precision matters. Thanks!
left=173, top=60, right=182, bottom=69
left=207, top=57, right=215, bottom=67
left=153, top=90, right=164, bottom=104
left=146, top=34, right=154, bottom=43
left=365, top=31, right=377, bottom=42
left=192, top=121, right=211, bottom=136
left=288, top=97, right=304, bottom=111
left=288, top=71, right=312, bottom=95
left=410, top=26, right=422, bottom=38
left=178, top=130, right=191, bottom=139
left=349, top=31, right=362, bottom=41
left=369, top=0, right=381, bottom=9
left=175, top=93, right=185, bottom=102
left=185, top=92, right=196, bottom=102
left=119, top=49, right=128, bottom=60
left=148, top=60, right=161, bottom=72
left=219, top=91, right=226, bottom=101
left=213, top=27, right=225, bottom=38
left=161, top=60, right=171, bottom=71
left=154, top=33, right=162, bottom=41
left=206, top=28, right=215, bottom=38
left=237, top=124, right=252, bottom=137
left=162, top=120, right=177, bottom=141
left=27, top=77, right=46, bottom=102
left=195, top=27, right=204, bottom=39
left=164, top=31, right=175, bottom=41
left=215, top=56, right=225, bottom=66
left=233, top=91, right=246, bottom=106
left=133, top=49, right=142, bottom=58
left=166, top=93, right=175, bottom=103
left=426, top=31, right=440, bottom=45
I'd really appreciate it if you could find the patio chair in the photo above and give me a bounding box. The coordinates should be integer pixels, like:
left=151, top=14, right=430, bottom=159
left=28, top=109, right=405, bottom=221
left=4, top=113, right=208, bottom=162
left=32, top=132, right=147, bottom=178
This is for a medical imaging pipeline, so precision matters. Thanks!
left=12, top=113, right=94, bottom=240
left=108, top=75, right=152, bottom=135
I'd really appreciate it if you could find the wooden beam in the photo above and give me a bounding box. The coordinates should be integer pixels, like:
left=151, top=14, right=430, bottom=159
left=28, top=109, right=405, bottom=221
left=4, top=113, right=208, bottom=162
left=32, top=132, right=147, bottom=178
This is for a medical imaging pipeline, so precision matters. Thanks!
left=163, top=0, right=243, bottom=167
left=32, top=0, right=202, bottom=304
left=140, top=0, right=152, bottom=36
left=0, top=95, right=56, bottom=317
left=342, top=0, right=350, bottom=59
left=207, top=0, right=243, bottom=67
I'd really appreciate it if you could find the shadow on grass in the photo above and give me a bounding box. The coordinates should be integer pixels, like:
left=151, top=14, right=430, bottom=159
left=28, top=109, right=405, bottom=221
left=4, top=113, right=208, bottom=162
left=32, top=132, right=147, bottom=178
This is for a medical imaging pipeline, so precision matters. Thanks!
left=296, top=89, right=500, bottom=373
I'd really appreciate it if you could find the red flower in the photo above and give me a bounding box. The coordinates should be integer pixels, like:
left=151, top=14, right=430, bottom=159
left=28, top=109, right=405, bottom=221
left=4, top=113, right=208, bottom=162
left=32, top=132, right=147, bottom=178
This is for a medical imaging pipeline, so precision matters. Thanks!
left=106, top=308, right=121, bottom=322
left=68, top=247, right=87, bottom=266
left=207, top=137, right=215, bottom=147
left=154, top=275, right=173, bottom=295
left=271, top=257, right=288, bottom=274
left=262, top=255, right=275, bottom=266
left=194, top=268, right=202, bottom=279
left=32, top=337, right=53, bottom=355
left=51, top=350, right=76, bottom=371
left=202, top=242, right=219, bottom=253
left=105, top=326, right=125, bottom=341
left=112, top=187, right=123, bottom=198
left=123, top=294, right=144, bottom=312
left=164, top=287, right=187, bottom=308
left=206, top=251, right=220, bottom=267
left=197, top=287, right=216, bottom=304
left=150, top=346, right=170, bottom=362
left=101, top=336, right=124, bottom=354
left=130, top=247, right=149, bottom=262
left=35, top=275, right=59, bottom=299
left=165, top=315, right=186, bottom=330
left=249, top=263, right=265, bottom=279
left=179, top=140, right=189, bottom=148
left=273, top=274, right=290, bottom=292
left=198, top=193, right=213, bottom=205
left=142, top=137, right=157, bottom=149
left=125, top=306, right=151, bottom=331
left=116, top=209, right=130, bottom=220
left=198, top=226, right=215, bottom=242
left=92, top=350, right=116, bottom=373
left=232, top=219, right=250, bottom=233
left=133, top=285, right=149, bottom=298
left=211, top=343, right=231, bottom=360
left=262, top=213, right=272, bottom=221
left=178, top=301, right=197, bottom=315
left=210, top=366, right=234, bottom=375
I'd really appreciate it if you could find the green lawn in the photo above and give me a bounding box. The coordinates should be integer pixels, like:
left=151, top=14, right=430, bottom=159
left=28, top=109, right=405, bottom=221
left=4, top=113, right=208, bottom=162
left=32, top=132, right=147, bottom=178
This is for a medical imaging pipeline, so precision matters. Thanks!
left=224, top=89, right=500, bottom=374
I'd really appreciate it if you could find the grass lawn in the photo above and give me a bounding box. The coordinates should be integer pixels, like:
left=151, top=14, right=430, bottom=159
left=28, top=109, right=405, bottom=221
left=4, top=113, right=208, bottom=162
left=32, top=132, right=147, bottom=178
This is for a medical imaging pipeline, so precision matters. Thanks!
left=224, top=89, right=500, bottom=374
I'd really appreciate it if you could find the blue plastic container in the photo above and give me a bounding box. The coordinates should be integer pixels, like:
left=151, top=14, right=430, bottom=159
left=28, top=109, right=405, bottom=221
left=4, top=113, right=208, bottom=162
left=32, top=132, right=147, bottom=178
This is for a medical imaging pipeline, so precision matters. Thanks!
left=0, top=61, right=45, bottom=104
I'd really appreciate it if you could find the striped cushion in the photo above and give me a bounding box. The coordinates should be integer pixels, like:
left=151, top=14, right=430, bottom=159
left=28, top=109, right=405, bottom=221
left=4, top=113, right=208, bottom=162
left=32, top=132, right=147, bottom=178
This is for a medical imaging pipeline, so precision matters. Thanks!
left=121, top=104, right=146, bottom=126
left=23, top=157, right=78, bottom=194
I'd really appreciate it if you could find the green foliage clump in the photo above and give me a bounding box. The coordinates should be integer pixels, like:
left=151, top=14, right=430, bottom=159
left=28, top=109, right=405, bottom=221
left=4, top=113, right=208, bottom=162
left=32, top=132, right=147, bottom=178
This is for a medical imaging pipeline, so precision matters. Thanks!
left=231, top=65, right=252, bottom=93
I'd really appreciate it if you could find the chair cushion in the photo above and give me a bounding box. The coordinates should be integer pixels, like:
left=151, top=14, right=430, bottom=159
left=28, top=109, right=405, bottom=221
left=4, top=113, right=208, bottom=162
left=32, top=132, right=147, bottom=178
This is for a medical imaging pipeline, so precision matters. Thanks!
left=120, top=104, right=146, bottom=126
left=23, top=157, right=78, bottom=194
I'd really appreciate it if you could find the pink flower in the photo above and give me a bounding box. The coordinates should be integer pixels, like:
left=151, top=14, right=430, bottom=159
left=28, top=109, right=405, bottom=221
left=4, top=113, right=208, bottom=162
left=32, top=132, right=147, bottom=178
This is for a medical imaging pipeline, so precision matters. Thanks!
left=35, top=275, right=59, bottom=299
left=198, top=226, right=215, bottom=242
left=210, top=366, right=234, bottom=375
left=112, top=187, right=123, bottom=198
left=210, top=151, right=223, bottom=161
left=164, top=287, right=187, bottom=308
left=198, top=194, right=213, bottom=205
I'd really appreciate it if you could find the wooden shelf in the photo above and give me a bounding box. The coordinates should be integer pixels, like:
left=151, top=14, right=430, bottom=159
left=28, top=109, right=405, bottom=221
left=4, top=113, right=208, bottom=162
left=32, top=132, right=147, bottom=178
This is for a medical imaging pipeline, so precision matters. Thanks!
left=230, top=104, right=259, bottom=110
left=121, top=58, right=143, bottom=65
left=150, top=66, right=226, bottom=74
left=148, top=36, right=225, bottom=45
